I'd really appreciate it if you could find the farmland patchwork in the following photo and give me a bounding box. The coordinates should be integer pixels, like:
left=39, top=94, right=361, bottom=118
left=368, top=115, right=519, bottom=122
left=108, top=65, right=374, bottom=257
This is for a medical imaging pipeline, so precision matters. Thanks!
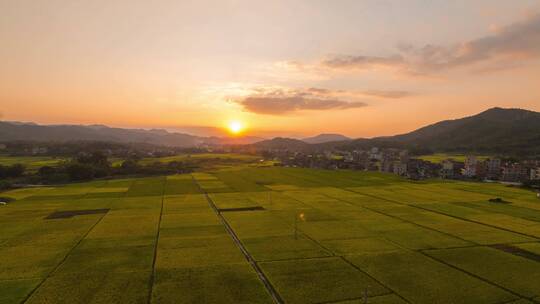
left=1, top=167, right=540, bottom=303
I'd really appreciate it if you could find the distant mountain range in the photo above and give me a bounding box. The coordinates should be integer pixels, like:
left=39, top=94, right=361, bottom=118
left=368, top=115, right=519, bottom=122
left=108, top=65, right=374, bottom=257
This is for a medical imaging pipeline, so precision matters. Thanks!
left=0, top=121, right=263, bottom=147
left=2, top=107, right=540, bottom=155
left=302, top=133, right=351, bottom=144
left=253, top=108, right=540, bottom=156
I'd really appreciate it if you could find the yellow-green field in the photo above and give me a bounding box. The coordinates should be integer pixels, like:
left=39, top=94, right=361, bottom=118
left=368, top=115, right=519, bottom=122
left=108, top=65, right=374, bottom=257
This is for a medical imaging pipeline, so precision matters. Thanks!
left=139, top=153, right=268, bottom=170
left=418, top=153, right=490, bottom=163
left=1, top=167, right=540, bottom=303
left=0, top=153, right=266, bottom=171
left=0, top=155, right=66, bottom=171
left=139, top=153, right=260, bottom=163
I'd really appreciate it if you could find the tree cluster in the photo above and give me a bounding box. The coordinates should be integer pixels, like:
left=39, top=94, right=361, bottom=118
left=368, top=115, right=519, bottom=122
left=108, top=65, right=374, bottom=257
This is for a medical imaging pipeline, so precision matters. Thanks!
left=0, top=164, right=25, bottom=179
left=35, top=152, right=194, bottom=184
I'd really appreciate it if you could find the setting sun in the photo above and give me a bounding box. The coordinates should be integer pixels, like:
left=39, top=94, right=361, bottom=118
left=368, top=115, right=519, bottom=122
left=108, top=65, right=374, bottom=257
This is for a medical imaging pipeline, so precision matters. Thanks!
left=227, top=120, right=244, bottom=135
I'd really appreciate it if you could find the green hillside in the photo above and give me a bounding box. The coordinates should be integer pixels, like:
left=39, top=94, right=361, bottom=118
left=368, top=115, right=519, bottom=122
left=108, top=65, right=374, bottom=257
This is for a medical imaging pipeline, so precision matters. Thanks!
left=385, top=107, right=540, bottom=155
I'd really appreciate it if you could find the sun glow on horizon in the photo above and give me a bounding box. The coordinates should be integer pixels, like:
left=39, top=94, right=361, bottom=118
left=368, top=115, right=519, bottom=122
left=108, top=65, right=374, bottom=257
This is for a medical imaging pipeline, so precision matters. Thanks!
left=227, top=120, right=245, bottom=135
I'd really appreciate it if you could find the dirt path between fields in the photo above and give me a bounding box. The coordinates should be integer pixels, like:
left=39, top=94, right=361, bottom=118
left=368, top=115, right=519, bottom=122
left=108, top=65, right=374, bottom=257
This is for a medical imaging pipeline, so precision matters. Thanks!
left=192, top=176, right=284, bottom=304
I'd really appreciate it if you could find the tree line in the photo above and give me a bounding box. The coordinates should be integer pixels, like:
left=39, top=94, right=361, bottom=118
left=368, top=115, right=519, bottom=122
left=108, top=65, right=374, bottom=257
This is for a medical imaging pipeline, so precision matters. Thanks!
left=0, top=151, right=194, bottom=190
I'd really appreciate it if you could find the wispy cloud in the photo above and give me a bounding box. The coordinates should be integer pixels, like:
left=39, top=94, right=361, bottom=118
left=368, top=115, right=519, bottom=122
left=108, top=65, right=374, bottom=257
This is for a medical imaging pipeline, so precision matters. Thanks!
left=361, top=90, right=413, bottom=99
left=321, top=12, right=540, bottom=74
left=239, top=96, right=367, bottom=115
left=323, top=55, right=405, bottom=70
left=230, top=87, right=369, bottom=115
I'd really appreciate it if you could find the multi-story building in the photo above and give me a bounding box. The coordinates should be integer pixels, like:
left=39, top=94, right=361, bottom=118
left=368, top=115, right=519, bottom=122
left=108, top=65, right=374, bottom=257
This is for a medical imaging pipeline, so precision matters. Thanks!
left=399, top=150, right=410, bottom=163
left=380, top=157, right=394, bottom=173
left=366, top=147, right=384, bottom=161
left=352, top=150, right=369, bottom=169
left=440, top=160, right=464, bottom=179
left=486, top=158, right=501, bottom=179
left=462, top=155, right=487, bottom=179
left=501, top=163, right=529, bottom=182
left=405, top=159, right=440, bottom=180
left=440, top=160, right=454, bottom=179
left=462, top=155, right=478, bottom=177
left=393, top=161, right=407, bottom=176
left=530, top=167, right=540, bottom=181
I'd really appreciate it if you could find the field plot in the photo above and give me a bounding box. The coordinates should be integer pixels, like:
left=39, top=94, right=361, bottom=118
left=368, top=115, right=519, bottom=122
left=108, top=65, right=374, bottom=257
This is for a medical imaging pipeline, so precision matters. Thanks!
left=0, top=155, right=67, bottom=172
left=2, top=166, right=540, bottom=303
left=347, top=250, right=516, bottom=304
left=425, top=246, right=540, bottom=298
left=417, top=153, right=489, bottom=163
left=259, top=257, right=390, bottom=303
left=138, top=153, right=264, bottom=171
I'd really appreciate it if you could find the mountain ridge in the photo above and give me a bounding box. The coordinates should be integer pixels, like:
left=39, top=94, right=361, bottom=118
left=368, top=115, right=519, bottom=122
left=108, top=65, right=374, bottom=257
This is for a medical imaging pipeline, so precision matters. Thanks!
left=0, top=121, right=263, bottom=147
left=339, top=107, right=540, bottom=155
left=302, top=133, right=351, bottom=144
left=2, top=107, right=540, bottom=155
left=251, top=107, right=540, bottom=156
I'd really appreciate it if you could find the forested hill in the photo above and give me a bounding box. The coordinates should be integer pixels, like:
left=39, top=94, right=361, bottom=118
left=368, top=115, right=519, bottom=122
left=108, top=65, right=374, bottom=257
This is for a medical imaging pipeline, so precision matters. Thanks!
left=376, top=107, right=540, bottom=155
left=253, top=108, right=540, bottom=156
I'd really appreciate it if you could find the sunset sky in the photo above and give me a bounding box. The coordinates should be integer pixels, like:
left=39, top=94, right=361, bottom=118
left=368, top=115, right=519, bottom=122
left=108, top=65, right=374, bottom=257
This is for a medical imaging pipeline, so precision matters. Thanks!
left=2, top=0, right=540, bottom=138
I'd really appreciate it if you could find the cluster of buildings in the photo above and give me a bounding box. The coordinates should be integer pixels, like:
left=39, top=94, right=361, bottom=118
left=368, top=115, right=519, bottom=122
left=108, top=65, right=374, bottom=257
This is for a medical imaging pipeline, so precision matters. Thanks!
left=440, top=156, right=540, bottom=183
left=272, top=147, right=540, bottom=184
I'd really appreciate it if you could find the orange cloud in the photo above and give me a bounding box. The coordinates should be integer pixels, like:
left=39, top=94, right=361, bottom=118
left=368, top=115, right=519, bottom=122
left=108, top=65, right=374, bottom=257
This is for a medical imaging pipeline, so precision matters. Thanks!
left=231, top=87, right=368, bottom=115
left=239, top=96, right=367, bottom=115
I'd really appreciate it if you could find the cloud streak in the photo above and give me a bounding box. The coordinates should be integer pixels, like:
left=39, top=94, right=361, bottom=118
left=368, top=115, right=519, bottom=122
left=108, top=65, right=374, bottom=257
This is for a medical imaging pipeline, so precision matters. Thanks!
left=231, top=87, right=369, bottom=115
left=323, top=55, right=405, bottom=70
left=361, top=90, right=413, bottom=99
left=240, top=96, right=367, bottom=115
left=306, top=87, right=413, bottom=98
left=322, top=13, right=540, bottom=74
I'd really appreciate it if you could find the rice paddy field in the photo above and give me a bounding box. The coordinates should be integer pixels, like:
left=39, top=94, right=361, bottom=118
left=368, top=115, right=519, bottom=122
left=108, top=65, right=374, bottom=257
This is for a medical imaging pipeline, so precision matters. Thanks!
left=0, top=153, right=262, bottom=171
left=0, top=155, right=66, bottom=172
left=1, top=166, right=540, bottom=303
left=138, top=153, right=265, bottom=170
left=417, top=153, right=489, bottom=163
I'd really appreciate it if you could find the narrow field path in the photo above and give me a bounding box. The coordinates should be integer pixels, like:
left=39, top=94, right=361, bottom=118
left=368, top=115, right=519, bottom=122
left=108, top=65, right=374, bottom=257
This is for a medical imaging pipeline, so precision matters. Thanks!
left=192, top=175, right=284, bottom=304
left=353, top=190, right=540, bottom=241
left=147, top=177, right=167, bottom=304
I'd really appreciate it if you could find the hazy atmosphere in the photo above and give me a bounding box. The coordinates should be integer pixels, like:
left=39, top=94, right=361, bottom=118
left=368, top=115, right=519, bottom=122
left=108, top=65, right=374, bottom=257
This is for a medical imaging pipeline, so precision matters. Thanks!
left=2, top=0, right=540, bottom=137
